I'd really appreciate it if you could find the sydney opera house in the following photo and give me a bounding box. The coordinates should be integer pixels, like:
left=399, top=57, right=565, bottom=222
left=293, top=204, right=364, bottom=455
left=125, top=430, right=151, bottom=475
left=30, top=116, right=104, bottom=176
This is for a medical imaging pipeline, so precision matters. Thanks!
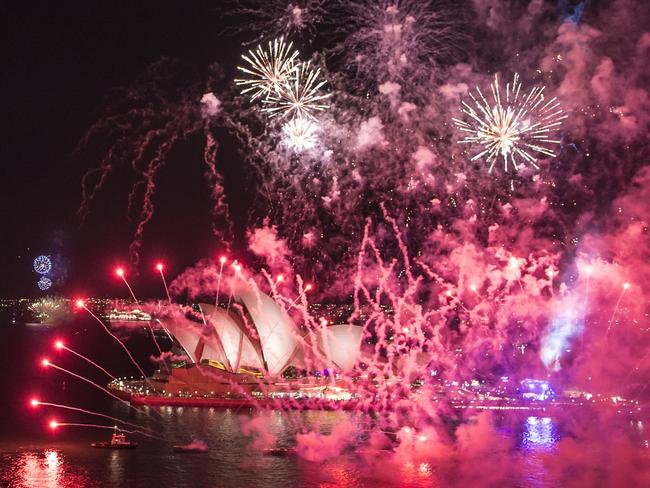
left=113, top=285, right=365, bottom=404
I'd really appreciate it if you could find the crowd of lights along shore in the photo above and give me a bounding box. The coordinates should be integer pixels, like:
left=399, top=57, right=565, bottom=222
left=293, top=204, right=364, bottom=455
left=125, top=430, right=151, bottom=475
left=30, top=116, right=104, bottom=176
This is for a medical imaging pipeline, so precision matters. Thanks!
left=453, top=73, right=567, bottom=173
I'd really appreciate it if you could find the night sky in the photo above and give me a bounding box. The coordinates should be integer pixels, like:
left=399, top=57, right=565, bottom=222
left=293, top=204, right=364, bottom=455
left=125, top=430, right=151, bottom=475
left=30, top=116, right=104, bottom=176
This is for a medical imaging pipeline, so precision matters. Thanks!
left=2, top=2, right=244, bottom=297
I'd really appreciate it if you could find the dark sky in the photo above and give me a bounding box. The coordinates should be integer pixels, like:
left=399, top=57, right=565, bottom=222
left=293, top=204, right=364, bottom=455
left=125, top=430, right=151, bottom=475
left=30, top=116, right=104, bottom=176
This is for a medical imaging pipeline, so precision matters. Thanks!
left=1, top=2, right=246, bottom=298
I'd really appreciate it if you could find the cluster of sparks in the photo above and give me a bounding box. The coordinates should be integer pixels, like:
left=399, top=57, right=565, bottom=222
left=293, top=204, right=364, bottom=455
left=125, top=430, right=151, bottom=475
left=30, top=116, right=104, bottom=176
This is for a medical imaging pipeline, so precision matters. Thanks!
left=235, top=37, right=330, bottom=151
left=453, top=73, right=567, bottom=173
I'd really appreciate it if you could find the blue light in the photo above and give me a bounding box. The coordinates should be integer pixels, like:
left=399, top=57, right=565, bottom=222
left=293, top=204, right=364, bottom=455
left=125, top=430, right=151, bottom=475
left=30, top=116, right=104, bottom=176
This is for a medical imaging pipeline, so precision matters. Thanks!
left=33, top=255, right=52, bottom=275
left=521, top=379, right=554, bottom=401
left=37, top=276, right=52, bottom=291
left=522, top=416, right=558, bottom=451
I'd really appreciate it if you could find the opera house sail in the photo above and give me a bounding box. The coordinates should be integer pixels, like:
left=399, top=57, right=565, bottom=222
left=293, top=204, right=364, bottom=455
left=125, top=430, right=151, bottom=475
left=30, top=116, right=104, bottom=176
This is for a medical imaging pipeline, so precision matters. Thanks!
left=129, top=283, right=364, bottom=403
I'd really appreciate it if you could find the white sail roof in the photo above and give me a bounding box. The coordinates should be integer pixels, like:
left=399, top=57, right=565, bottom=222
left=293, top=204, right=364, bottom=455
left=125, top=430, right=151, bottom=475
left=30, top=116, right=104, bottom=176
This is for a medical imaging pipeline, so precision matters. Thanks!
left=159, top=290, right=362, bottom=377
left=234, top=284, right=298, bottom=376
left=199, top=303, right=265, bottom=372
left=316, top=325, right=363, bottom=373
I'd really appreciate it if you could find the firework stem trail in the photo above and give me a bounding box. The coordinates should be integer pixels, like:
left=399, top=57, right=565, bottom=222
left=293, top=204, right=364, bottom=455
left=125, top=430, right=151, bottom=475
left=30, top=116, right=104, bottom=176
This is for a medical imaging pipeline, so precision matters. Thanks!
left=52, top=422, right=144, bottom=435
left=62, top=345, right=116, bottom=381
left=215, top=260, right=224, bottom=308
left=226, top=266, right=241, bottom=311
left=45, top=361, right=163, bottom=425
left=82, top=306, right=152, bottom=387
left=606, top=284, right=629, bottom=338
left=36, top=401, right=158, bottom=436
left=120, top=275, right=140, bottom=304
left=159, top=267, right=172, bottom=304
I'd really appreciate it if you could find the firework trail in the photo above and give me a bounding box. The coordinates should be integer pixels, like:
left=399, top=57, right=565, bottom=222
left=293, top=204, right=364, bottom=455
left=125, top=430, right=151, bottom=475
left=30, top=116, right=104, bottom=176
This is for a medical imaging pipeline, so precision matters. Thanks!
left=78, top=303, right=151, bottom=385
left=32, top=400, right=158, bottom=437
left=215, top=256, right=226, bottom=307
left=156, top=262, right=172, bottom=304
left=55, top=341, right=116, bottom=381
left=40, top=359, right=161, bottom=424
left=49, top=421, right=140, bottom=435
left=77, top=61, right=230, bottom=264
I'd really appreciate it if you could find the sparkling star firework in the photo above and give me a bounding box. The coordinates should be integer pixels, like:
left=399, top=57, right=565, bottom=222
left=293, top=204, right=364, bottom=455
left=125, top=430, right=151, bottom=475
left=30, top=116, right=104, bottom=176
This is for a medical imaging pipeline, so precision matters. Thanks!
left=282, top=118, right=318, bottom=151
left=453, top=73, right=567, bottom=173
left=235, top=37, right=299, bottom=101
left=261, top=61, right=330, bottom=120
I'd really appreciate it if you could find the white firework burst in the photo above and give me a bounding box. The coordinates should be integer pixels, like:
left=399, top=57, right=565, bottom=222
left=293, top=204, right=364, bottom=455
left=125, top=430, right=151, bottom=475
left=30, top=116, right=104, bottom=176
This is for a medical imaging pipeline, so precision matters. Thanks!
left=235, top=37, right=300, bottom=101
left=282, top=118, right=318, bottom=151
left=261, top=61, right=330, bottom=120
left=453, top=73, right=567, bottom=173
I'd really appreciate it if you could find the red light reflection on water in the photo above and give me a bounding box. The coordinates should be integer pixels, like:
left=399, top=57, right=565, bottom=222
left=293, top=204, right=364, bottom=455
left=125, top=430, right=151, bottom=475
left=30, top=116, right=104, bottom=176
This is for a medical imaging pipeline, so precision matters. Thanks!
left=5, top=450, right=99, bottom=488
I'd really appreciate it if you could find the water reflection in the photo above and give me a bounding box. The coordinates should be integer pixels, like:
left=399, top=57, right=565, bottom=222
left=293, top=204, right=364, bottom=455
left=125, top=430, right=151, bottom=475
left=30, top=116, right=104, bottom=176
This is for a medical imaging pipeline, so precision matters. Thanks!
left=522, top=416, right=559, bottom=452
left=2, top=450, right=97, bottom=488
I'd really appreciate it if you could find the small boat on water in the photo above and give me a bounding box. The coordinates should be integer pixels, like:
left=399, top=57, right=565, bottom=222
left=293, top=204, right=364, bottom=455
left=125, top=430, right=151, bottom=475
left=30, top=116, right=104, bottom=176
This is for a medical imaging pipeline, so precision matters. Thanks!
left=173, top=440, right=208, bottom=453
left=173, top=445, right=207, bottom=453
left=262, top=447, right=296, bottom=456
left=91, top=431, right=138, bottom=449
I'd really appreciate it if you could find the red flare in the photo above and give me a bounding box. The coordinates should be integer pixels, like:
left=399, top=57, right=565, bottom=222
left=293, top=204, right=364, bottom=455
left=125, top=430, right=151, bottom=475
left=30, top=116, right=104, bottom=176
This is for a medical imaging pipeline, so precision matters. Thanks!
left=49, top=420, right=59, bottom=430
left=155, top=262, right=164, bottom=272
left=30, top=398, right=39, bottom=408
left=115, top=267, right=125, bottom=278
left=41, top=358, right=50, bottom=367
left=219, top=256, right=227, bottom=264
left=74, top=298, right=85, bottom=309
left=54, top=340, right=64, bottom=350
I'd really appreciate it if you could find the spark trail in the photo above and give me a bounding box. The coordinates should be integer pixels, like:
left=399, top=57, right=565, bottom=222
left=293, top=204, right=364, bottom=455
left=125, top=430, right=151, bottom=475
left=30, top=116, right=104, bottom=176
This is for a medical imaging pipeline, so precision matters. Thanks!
left=49, top=421, right=139, bottom=434
left=40, top=359, right=161, bottom=424
left=77, top=302, right=152, bottom=386
left=32, top=400, right=158, bottom=437
left=55, top=341, right=116, bottom=381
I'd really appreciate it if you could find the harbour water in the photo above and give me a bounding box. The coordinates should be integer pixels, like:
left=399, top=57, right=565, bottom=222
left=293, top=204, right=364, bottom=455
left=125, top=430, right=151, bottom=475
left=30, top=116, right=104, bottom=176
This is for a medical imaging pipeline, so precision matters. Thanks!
left=0, top=316, right=646, bottom=487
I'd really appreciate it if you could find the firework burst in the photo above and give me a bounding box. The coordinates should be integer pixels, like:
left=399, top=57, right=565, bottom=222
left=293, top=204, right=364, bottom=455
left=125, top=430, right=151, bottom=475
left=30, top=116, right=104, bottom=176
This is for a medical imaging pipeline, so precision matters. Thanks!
left=261, top=61, right=330, bottom=120
left=235, top=37, right=300, bottom=101
left=453, top=73, right=567, bottom=173
left=282, top=118, right=318, bottom=151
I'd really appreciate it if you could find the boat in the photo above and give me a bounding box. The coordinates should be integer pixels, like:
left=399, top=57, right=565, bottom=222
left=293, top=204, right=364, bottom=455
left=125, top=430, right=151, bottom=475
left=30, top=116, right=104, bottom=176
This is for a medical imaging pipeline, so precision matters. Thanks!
left=91, top=430, right=138, bottom=449
left=173, top=444, right=208, bottom=453
left=262, top=447, right=296, bottom=456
